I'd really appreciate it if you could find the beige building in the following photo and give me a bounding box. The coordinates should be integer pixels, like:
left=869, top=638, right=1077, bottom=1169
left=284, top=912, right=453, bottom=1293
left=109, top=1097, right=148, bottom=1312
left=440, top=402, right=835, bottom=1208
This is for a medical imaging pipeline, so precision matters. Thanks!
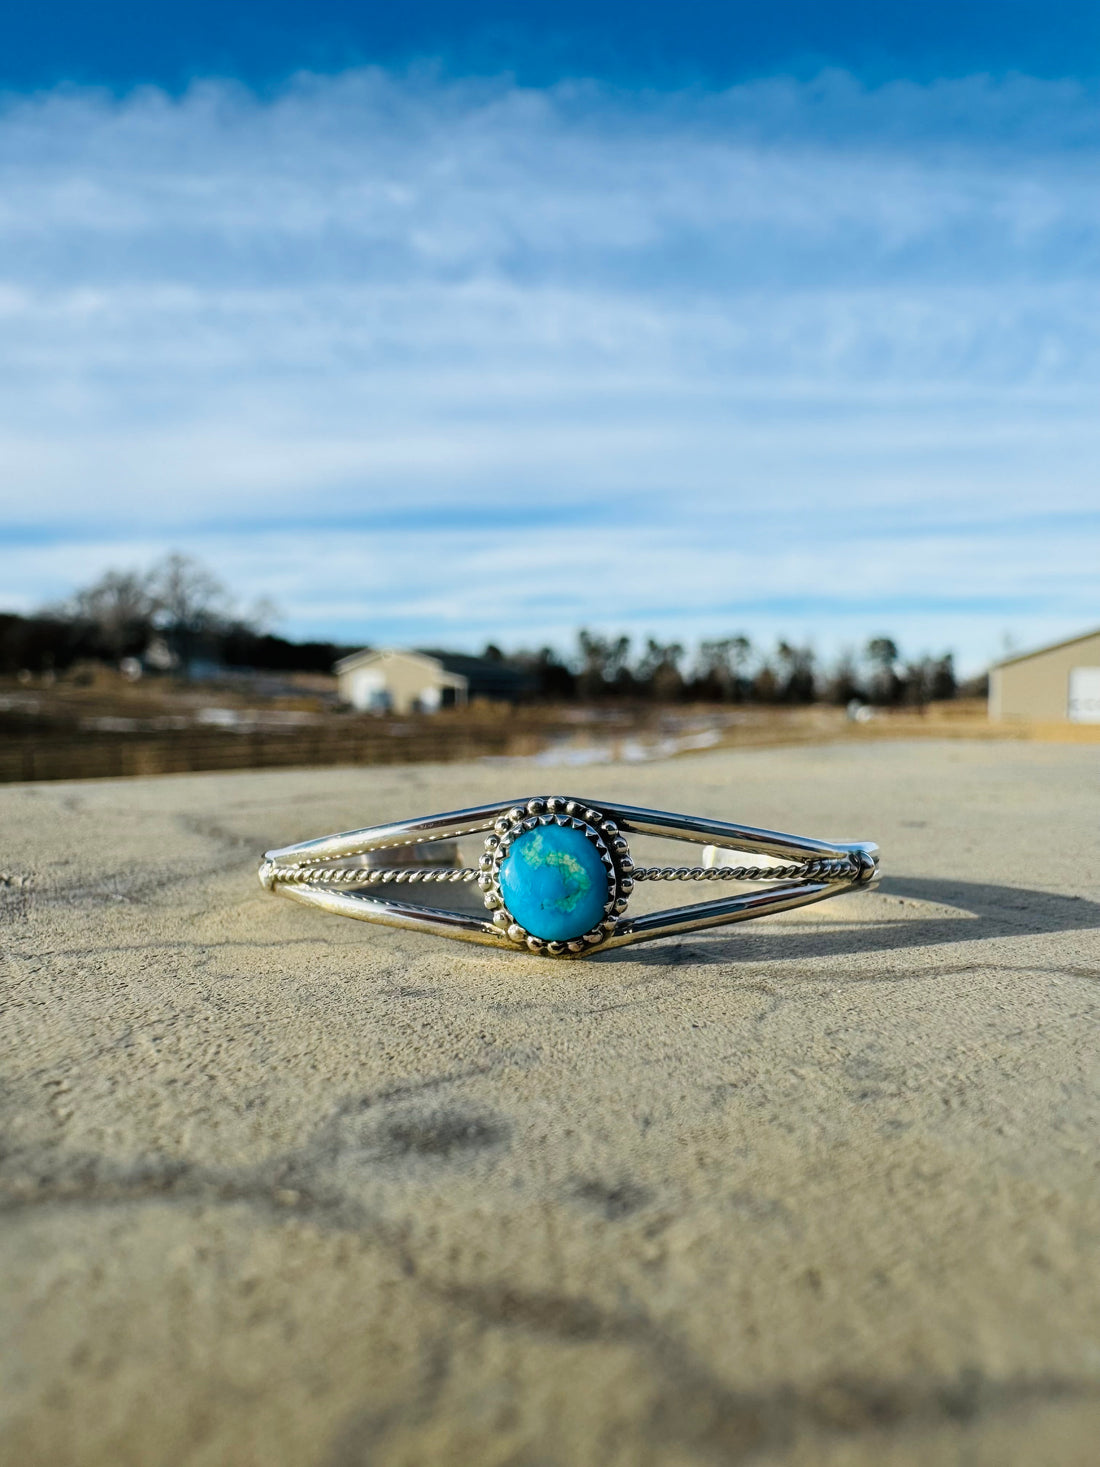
left=334, top=649, right=468, bottom=714
left=989, top=628, right=1100, bottom=723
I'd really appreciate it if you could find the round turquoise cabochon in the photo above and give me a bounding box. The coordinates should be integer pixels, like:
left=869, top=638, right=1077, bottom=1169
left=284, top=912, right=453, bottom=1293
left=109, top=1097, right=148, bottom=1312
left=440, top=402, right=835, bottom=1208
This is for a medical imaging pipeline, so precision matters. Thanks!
left=498, top=824, right=610, bottom=942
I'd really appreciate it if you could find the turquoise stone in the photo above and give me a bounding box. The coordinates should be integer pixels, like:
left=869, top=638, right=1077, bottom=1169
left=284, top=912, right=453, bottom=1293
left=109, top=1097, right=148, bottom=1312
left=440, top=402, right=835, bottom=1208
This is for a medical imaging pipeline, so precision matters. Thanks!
left=498, top=824, right=610, bottom=942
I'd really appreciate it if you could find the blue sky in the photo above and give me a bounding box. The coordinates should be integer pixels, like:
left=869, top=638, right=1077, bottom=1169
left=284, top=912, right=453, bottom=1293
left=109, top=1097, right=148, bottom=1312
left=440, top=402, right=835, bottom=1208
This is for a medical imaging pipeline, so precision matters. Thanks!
left=1, top=3, right=1098, bottom=672
left=6, top=2, right=1100, bottom=92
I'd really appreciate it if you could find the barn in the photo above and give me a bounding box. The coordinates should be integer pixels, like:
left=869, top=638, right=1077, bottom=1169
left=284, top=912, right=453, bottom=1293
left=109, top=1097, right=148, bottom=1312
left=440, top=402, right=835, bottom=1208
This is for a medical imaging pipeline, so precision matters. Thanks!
left=334, top=647, right=532, bottom=714
left=989, top=629, right=1100, bottom=723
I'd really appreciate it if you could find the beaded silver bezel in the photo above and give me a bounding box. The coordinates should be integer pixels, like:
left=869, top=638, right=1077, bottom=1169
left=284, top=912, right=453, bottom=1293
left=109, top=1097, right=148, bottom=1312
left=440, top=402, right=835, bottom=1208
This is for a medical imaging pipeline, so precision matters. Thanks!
left=478, top=796, right=635, bottom=956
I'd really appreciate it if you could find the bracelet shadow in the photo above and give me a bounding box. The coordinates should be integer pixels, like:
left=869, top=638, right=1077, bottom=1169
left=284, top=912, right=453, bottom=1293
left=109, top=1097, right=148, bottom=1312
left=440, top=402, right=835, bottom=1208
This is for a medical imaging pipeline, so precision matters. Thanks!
left=598, top=876, right=1100, bottom=968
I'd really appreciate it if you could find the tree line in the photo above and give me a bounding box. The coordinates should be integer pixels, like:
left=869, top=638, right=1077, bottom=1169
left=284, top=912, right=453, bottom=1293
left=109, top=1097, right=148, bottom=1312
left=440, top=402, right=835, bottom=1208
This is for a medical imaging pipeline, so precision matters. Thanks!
left=496, top=632, right=965, bottom=707
left=0, top=554, right=350, bottom=678
left=1, top=555, right=975, bottom=706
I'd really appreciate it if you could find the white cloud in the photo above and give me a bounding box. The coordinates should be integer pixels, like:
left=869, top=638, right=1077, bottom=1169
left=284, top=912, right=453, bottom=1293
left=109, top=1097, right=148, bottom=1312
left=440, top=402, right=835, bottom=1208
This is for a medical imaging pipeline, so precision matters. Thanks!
left=0, top=67, right=1098, bottom=671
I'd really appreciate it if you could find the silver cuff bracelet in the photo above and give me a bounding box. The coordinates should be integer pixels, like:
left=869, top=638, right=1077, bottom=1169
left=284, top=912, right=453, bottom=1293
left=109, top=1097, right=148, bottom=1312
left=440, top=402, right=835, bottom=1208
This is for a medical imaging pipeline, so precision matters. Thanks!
left=259, top=795, right=880, bottom=958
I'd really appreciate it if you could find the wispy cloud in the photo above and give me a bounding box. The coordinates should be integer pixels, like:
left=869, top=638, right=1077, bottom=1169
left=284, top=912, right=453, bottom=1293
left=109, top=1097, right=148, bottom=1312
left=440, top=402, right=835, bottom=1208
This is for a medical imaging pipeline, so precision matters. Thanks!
left=1, top=68, right=1097, bottom=667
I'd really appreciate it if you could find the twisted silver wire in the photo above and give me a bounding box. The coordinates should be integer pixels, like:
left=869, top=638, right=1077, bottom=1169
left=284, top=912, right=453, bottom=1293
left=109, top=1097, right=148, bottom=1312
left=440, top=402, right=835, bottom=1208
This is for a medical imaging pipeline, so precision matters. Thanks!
left=265, top=856, right=858, bottom=888
left=267, top=864, right=481, bottom=887
left=631, top=858, right=858, bottom=883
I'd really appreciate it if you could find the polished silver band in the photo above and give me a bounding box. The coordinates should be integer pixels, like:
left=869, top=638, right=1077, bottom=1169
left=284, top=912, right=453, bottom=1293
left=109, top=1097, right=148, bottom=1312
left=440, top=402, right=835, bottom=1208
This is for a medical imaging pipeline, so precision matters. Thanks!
left=259, top=795, right=879, bottom=958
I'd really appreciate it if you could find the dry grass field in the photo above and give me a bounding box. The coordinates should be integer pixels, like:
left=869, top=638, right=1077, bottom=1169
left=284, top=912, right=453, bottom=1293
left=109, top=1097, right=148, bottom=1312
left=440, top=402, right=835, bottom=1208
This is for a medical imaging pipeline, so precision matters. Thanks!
left=2, top=670, right=1097, bottom=784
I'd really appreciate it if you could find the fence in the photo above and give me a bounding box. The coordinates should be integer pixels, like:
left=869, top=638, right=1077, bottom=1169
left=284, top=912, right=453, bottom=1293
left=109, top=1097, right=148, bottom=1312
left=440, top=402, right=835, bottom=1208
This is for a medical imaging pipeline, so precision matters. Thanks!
left=0, top=719, right=553, bottom=783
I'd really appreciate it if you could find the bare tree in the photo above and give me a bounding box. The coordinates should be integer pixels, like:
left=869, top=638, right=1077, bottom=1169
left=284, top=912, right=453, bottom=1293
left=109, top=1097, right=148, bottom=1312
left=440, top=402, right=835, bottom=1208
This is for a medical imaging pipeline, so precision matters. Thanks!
left=776, top=640, right=816, bottom=703
left=61, top=568, right=156, bottom=658
left=577, top=630, right=632, bottom=699
left=751, top=661, right=779, bottom=703
left=826, top=647, right=864, bottom=706
left=865, top=636, right=901, bottom=705
left=930, top=653, right=956, bottom=701
left=902, top=652, right=958, bottom=710
left=636, top=639, right=684, bottom=701
left=149, top=553, right=230, bottom=637
left=696, top=635, right=752, bottom=701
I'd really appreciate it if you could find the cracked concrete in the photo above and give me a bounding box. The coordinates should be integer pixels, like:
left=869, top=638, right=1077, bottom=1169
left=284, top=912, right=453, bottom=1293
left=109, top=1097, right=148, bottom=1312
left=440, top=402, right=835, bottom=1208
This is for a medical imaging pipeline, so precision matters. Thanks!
left=2, top=740, right=1099, bottom=1466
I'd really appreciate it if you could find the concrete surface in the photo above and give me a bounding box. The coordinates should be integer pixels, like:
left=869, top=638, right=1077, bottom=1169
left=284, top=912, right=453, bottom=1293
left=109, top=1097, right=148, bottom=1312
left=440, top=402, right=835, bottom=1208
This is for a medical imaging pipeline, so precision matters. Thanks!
left=2, top=739, right=1099, bottom=1467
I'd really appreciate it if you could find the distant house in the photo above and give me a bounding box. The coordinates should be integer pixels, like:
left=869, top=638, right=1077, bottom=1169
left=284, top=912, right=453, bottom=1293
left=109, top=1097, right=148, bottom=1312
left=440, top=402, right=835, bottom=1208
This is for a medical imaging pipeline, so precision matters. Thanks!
left=989, top=628, right=1100, bottom=723
left=334, top=647, right=531, bottom=714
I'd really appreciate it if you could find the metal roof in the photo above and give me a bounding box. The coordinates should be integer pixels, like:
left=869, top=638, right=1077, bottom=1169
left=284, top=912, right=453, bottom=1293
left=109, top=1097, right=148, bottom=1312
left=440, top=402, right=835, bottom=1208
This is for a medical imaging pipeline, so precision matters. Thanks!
left=991, top=627, right=1100, bottom=670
